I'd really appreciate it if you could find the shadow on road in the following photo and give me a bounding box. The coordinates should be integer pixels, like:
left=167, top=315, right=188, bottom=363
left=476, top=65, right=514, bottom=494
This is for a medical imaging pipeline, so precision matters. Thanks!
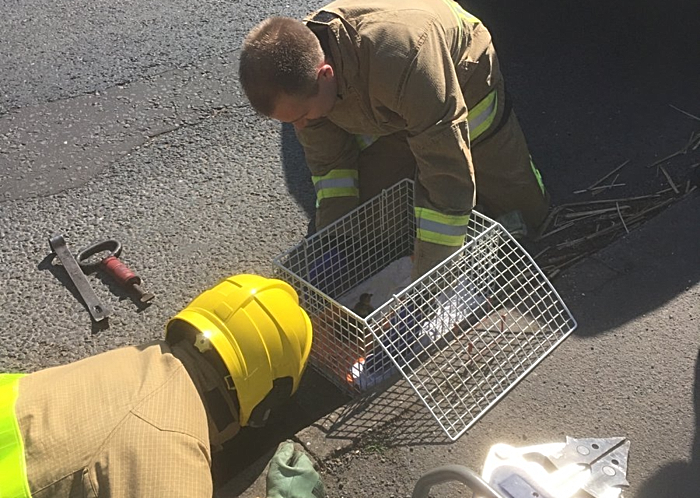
left=323, top=379, right=453, bottom=449
left=557, top=194, right=700, bottom=337
left=212, top=368, right=349, bottom=492
left=280, top=122, right=315, bottom=230
left=636, top=350, right=700, bottom=497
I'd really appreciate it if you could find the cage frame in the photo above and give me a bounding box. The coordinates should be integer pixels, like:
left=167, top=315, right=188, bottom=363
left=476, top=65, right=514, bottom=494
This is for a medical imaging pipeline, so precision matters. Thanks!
left=273, top=179, right=577, bottom=440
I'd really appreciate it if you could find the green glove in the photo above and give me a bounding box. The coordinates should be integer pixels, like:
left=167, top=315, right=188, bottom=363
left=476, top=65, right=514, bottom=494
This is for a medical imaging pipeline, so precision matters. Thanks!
left=266, top=441, right=326, bottom=498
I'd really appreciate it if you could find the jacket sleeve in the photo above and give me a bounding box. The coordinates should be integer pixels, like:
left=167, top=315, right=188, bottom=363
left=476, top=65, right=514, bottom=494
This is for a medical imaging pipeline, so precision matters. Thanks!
left=398, top=20, right=476, bottom=277
left=296, top=118, right=361, bottom=230
left=91, top=418, right=213, bottom=497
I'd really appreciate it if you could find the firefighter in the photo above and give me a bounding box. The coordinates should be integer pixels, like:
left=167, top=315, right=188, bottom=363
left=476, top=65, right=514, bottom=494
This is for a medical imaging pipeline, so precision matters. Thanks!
left=0, top=274, right=319, bottom=497
left=239, top=0, right=550, bottom=279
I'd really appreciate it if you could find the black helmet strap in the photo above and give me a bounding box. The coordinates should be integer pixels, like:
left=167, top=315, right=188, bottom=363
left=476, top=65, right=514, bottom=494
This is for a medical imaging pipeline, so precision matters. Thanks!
left=247, top=377, right=294, bottom=428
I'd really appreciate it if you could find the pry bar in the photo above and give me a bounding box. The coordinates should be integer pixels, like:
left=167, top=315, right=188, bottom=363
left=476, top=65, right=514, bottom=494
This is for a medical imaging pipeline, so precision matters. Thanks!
left=49, top=234, right=111, bottom=322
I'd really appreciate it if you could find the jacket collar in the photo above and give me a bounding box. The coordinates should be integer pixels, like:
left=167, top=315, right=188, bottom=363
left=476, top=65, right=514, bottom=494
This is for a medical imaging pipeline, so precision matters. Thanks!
left=305, top=10, right=357, bottom=100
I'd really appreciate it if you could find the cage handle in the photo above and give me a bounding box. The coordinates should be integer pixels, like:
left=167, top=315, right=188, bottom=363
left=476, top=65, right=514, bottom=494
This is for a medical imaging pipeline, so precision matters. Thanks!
left=411, top=465, right=506, bottom=498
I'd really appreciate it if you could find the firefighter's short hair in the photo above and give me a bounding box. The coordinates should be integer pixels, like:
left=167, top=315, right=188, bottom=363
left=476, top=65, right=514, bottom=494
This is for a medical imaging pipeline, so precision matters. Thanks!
left=239, top=17, right=323, bottom=116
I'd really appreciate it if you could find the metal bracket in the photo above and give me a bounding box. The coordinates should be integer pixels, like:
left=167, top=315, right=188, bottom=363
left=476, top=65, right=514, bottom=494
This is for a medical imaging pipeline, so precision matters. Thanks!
left=49, top=234, right=110, bottom=322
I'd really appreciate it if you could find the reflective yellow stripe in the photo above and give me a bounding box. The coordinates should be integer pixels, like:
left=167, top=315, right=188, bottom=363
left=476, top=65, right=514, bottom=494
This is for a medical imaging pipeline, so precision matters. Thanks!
left=530, top=157, right=546, bottom=195
left=441, top=0, right=480, bottom=40
left=415, top=207, right=470, bottom=246
left=312, top=169, right=360, bottom=203
left=316, top=187, right=360, bottom=201
left=311, top=169, right=358, bottom=185
left=451, top=1, right=481, bottom=24
left=0, top=374, right=31, bottom=498
left=355, top=134, right=379, bottom=151
left=468, top=89, right=498, bottom=141
left=444, top=0, right=463, bottom=39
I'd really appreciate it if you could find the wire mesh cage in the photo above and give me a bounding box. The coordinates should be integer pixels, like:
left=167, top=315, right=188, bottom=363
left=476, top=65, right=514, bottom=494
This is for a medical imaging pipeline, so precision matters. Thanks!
left=273, top=179, right=577, bottom=440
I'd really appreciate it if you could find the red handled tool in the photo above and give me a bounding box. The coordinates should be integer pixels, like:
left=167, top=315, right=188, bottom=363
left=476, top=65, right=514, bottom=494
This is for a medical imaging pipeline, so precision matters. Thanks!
left=77, top=240, right=155, bottom=303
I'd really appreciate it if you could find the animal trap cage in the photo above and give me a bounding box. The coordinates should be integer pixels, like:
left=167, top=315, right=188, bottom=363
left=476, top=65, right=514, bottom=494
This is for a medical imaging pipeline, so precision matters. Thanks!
left=273, top=180, right=577, bottom=440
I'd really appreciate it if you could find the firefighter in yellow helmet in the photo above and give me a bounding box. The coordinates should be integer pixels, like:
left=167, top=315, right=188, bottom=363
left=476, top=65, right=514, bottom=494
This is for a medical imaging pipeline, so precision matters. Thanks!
left=0, top=274, right=313, bottom=497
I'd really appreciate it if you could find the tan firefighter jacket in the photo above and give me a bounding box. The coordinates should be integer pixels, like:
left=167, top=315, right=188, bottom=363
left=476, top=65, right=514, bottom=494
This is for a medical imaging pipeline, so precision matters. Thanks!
left=12, top=340, right=239, bottom=497
left=298, top=0, right=499, bottom=250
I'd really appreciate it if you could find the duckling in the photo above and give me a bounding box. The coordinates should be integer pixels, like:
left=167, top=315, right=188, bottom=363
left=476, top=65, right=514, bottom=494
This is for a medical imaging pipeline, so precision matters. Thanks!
left=353, top=293, right=375, bottom=318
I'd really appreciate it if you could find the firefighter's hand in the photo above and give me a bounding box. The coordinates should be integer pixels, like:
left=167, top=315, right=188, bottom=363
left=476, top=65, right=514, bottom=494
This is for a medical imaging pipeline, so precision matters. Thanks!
left=266, top=441, right=326, bottom=498
left=411, top=239, right=460, bottom=281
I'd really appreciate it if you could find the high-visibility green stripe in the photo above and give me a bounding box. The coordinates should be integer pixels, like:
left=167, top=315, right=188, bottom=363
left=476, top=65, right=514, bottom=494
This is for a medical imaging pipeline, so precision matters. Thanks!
left=451, top=1, right=481, bottom=23
left=530, top=157, right=546, bottom=195
left=312, top=169, right=360, bottom=203
left=441, top=0, right=480, bottom=37
left=468, top=89, right=498, bottom=141
left=415, top=207, right=470, bottom=246
left=311, top=169, right=358, bottom=185
left=415, top=207, right=470, bottom=226
left=0, top=374, right=31, bottom=498
left=316, top=187, right=360, bottom=201
left=416, top=228, right=466, bottom=246
left=443, top=0, right=463, bottom=39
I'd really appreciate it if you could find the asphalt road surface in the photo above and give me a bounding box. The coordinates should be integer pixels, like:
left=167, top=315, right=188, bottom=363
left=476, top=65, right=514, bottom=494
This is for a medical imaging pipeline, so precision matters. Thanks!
left=1, top=0, right=699, bottom=495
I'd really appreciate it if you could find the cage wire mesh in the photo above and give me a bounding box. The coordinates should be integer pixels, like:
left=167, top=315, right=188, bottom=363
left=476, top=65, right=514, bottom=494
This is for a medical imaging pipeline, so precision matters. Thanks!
left=273, top=179, right=577, bottom=440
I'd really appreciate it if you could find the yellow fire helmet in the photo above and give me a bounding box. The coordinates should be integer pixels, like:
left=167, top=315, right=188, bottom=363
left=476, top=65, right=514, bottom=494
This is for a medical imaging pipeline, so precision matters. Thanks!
left=166, top=274, right=312, bottom=427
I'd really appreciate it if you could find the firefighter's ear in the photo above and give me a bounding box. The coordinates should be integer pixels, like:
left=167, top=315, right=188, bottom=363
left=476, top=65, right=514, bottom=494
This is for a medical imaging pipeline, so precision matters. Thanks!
left=318, top=63, right=334, bottom=81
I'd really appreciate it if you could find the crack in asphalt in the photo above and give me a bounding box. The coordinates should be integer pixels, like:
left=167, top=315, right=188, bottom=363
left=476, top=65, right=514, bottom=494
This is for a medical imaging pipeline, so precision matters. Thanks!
left=0, top=49, right=247, bottom=203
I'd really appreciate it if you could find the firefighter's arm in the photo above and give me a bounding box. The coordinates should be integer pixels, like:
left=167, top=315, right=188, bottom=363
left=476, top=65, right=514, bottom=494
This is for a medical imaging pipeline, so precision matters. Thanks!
left=398, top=20, right=476, bottom=279
left=91, top=422, right=213, bottom=497
left=295, top=119, right=361, bottom=231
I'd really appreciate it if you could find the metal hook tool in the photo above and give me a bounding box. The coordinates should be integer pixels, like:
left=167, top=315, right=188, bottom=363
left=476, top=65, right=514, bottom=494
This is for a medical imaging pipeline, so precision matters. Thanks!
left=77, top=239, right=155, bottom=303
left=49, top=234, right=111, bottom=322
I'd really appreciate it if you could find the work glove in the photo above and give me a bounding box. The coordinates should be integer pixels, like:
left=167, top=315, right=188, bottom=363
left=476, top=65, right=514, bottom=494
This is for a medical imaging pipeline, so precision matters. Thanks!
left=411, top=239, right=461, bottom=281
left=495, top=210, right=528, bottom=240
left=266, top=441, right=326, bottom=498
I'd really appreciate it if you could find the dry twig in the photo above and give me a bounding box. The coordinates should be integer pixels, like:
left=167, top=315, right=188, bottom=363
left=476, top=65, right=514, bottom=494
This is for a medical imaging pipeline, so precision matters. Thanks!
left=590, top=183, right=626, bottom=191
left=588, top=160, right=630, bottom=189
left=683, top=131, right=699, bottom=153
left=693, top=136, right=700, bottom=151
left=616, top=202, right=629, bottom=234
left=536, top=207, right=562, bottom=238
left=592, top=181, right=626, bottom=197
left=561, top=206, right=630, bottom=220
left=537, top=221, right=574, bottom=240
left=659, top=165, right=680, bottom=194
left=533, top=246, right=551, bottom=260
left=670, top=104, right=700, bottom=122
left=555, top=222, right=623, bottom=249
left=647, top=150, right=684, bottom=169
left=557, top=194, right=663, bottom=209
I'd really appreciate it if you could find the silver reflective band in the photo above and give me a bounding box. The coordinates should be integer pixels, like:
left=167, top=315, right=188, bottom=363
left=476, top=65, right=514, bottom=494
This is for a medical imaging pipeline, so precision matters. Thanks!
left=313, top=177, right=358, bottom=191
left=417, top=218, right=469, bottom=237
left=468, top=94, right=497, bottom=133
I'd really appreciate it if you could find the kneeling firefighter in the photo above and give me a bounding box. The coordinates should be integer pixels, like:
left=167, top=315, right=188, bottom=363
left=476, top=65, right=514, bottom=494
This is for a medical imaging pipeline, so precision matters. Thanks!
left=0, top=274, right=313, bottom=497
